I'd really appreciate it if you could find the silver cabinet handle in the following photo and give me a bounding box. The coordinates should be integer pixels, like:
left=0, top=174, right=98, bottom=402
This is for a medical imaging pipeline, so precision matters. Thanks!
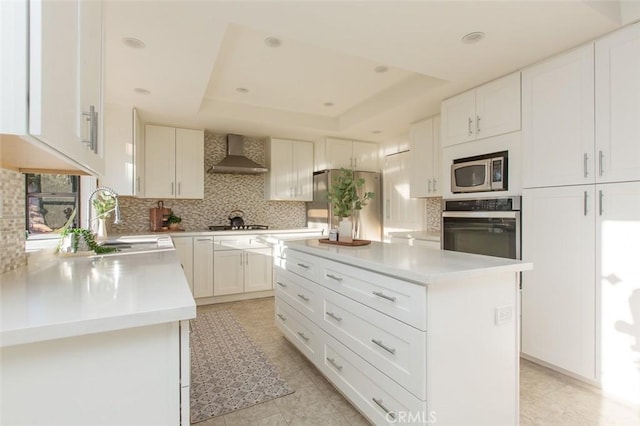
left=277, top=313, right=286, bottom=321
left=476, top=115, right=481, bottom=134
left=372, top=291, right=396, bottom=302
left=326, top=311, right=343, bottom=322
left=178, top=182, right=181, bottom=195
left=433, top=178, right=437, bottom=192
left=240, top=253, right=243, bottom=266
left=372, top=398, right=395, bottom=419
left=583, top=191, right=588, bottom=216
left=136, top=176, right=141, bottom=192
left=468, top=117, right=473, bottom=136
left=385, top=200, right=390, bottom=219
left=297, top=263, right=310, bottom=269
left=584, top=153, right=589, bottom=178
left=297, top=294, right=310, bottom=302
left=196, top=238, right=212, bottom=241
left=599, top=150, right=604, bottom=176
left=428, top=179, right=432, bottom=193
left=371, top=338, right=396, bottom=354
left=276, top=281, right=286, bottom=288
left=326, top=357, right=343, bottom=371
left=171, top=182, right=174, bottom=195
left=297, top=331, right=309, bottom=341
left=599, top=190, right=604, bottom=216
left=82, top=105, right=97, bottom=152
left=354, top=158, right=358, bottom=169
left=326, top=273, right=343, bottom=282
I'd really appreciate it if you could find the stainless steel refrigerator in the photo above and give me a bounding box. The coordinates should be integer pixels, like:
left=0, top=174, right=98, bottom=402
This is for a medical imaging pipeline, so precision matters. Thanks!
left=306, top=169, right=382, bottom=242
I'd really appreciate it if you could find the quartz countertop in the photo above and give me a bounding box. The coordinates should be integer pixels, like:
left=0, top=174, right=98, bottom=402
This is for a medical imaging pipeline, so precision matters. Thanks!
left=0, top=249, right=196, bottom=347
left=387, top=230, right=441, bottom=242
left=285, top=239, right=532, bottom=285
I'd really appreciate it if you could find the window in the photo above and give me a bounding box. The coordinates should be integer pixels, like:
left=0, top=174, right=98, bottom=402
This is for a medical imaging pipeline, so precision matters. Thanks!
left=26, top=173, right=80, bottom=235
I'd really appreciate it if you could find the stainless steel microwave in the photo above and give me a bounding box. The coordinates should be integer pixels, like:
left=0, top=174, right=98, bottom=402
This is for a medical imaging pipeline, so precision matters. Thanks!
left=451, top=152, right=507, bottom=193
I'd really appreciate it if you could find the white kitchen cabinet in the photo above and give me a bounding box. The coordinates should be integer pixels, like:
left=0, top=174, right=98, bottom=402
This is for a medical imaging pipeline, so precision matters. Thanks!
left=522, top=44, right=595, bottom=188
left=317, top=138, right=379, bottom=172
left=213, top=249, right=244, bottom=296
left=144, top=125, right=204, bottom=199
left=441, top=72, right=521, bottom=147
left=410, top=115, right=441, bottom=197
left=213, top=237, right=273, bottom=297
left=1, top=0, right=104, bottom=175
left=193, top=236, right=214, bottom=298
left=595, top=23, right=640, bottom=184
left=265, top=138, right=313, bottom=201
left=244, top=247, right=274, bottom=293
left=172, top=236, right=194, bottom=295
left=102, top=106, right=144, bottom=195
left=383, top=152, right=423, bottom=235
left=522, top=186, right=597, bottom=380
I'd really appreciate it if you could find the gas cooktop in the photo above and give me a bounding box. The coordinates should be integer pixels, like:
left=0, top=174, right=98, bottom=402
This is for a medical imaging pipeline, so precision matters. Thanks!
left=208, top=225, right=269, bottom=231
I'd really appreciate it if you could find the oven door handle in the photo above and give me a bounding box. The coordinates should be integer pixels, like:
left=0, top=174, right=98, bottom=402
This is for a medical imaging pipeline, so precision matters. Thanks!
left=442, top=211, right=519, bottom=219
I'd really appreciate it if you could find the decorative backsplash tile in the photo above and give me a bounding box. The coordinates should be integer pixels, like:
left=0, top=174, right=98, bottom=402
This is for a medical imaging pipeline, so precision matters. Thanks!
left=425, top=197, right=442, bottom=233
left=1, top=168, right=27, bottom=273
left=111, top=132, right=306, bottom=233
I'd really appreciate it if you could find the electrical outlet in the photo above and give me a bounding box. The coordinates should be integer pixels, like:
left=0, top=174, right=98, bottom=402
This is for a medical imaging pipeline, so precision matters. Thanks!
left=495, top=305, right=514, bottom=326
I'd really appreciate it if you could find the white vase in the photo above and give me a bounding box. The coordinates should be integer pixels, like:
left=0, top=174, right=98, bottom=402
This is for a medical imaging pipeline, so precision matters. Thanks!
left=338, top=218, right=353, bottom=243
left=97, top=218, right=108, bottom=240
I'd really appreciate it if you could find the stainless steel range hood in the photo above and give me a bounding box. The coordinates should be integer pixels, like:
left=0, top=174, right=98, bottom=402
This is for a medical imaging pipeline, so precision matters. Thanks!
left=207, top=134, right=268, bottom=174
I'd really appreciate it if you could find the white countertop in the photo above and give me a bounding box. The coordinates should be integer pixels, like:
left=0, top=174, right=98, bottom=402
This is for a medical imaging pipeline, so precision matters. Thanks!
left=125, top=227, right=324, bottom=238
left=286, top=239, right=532, bottom=285
left=387, top=230, right=441, bottom=242
left=0, top=249, right=196, bottom=348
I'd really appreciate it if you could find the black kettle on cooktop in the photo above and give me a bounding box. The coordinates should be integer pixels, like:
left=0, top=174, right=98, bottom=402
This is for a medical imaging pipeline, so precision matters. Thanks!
left=228, top=210, right=245, bottom=228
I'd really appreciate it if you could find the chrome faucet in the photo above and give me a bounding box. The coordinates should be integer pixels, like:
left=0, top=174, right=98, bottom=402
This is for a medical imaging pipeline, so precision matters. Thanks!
left=87, top=186, right=121, bottom=229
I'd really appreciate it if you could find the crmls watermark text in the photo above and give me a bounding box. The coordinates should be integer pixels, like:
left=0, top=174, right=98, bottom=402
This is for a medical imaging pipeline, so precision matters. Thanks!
left=386, top=410, right=437, bottom=424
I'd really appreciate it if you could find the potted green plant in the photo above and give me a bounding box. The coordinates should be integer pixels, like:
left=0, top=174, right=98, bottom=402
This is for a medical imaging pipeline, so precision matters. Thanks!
left=327, top=168, right=375, bottom=242
left=92, top=192, right=116, bottom=239
left=167, top=212, right=182, bottom=230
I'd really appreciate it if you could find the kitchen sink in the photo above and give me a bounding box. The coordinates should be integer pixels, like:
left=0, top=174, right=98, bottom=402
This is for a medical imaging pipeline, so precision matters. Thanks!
left=92, top=236, right=174, bottom=257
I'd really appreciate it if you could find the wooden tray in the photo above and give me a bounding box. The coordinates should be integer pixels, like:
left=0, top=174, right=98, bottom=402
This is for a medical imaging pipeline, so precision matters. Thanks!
left=318, top=238, right=371, bottom=246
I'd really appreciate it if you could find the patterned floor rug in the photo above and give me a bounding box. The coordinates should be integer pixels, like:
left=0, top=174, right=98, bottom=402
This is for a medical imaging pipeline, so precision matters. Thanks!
left=190, top=310, right=294, bottom=423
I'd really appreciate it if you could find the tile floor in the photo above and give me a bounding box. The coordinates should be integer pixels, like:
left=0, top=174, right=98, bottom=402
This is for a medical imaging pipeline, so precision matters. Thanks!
left=193, top=297, right=639, bottom=426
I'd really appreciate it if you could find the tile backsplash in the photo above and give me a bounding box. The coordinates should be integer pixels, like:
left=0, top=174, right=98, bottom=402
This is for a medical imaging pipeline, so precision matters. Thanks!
left=111, top=132, right=306, bottom=233
left=1, top=168, right=27, bottom=273
left=425, top=197, right=442, bottom=233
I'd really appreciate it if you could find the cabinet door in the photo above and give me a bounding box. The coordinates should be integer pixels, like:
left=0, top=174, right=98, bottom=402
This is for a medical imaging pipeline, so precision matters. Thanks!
left=522, top=45, right=594, bottom=188
left=410, top=118, right=434, bottom=198
left=384, top=153, right=422, bottom=233
left=244, top=247, right=273, bottom=293
left=175, top=128, right=204, bottom=199
left=133, top=108, right=144, bottom=196
left=213, top=249, right=244, bottom=296
left=102, top=104, right=134, bottom=195
left=432, top=115, right=442, bottom=196
left=325, top=138, right=353, bottom=169
left=352, top=141, right=378, bottom=172
left=595, top=23, right=640, bottom=183
left=596, top=181, right=640, bottom=404
left=144, top=125, right=176, bottom=198
left=193, top=237, right=213, bottom=298
left=522, top=186, right=596, bottom=380
left=172, top=236, right=193, bottom=295
left=475, top=72, right=521, bottom=140
left=293, top=141, right=314, bottom=201
left=440, top=90, right=476, bottom=147
left=267, top=139, right=294, bottom=200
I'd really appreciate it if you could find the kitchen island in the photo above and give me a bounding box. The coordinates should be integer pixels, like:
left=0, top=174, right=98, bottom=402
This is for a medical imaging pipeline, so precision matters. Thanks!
left=0, top=248, right=195, bottom=426
left=275, top=239, right=532, bottom=425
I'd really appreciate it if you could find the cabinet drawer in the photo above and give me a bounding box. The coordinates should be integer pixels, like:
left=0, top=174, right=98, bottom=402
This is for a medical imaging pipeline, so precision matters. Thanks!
left=283, top=250, right=320, bottom=283
left=274, top=268, right=322, bottom=322
left=320, top=258, right=427, bottom=331
left=320, top=329, right=427, bottom=425
left=275, top=299, right=320, bottom=364
left=320, top=287, right=426, bottom=400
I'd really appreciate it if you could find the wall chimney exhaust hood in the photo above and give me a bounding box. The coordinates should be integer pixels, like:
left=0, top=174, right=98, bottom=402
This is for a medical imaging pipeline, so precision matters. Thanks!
left=208, top=134, right=268, bottom=174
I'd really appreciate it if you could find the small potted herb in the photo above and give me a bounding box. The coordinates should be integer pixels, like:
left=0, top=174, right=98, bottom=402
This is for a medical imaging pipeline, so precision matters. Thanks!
left=167, top=213, right=182, bottom=230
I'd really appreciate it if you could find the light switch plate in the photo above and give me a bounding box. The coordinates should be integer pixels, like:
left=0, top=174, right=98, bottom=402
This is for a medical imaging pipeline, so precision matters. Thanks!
left=495, top=305, right=514, bottom=326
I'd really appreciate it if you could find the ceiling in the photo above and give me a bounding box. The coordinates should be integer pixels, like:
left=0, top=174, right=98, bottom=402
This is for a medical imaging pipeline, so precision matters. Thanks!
left=104, top=1, right=636, bottom=144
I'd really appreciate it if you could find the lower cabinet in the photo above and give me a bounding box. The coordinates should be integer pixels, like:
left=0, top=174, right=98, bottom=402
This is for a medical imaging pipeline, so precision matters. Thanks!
left=213, top=238, right=273, bottom=297
left=193, top=236, right=214, bottom=298
left=172, top=236, right=194, bottom=294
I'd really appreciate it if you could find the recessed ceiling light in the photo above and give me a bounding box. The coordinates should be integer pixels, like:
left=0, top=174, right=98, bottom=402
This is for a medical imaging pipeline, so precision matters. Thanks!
left=236, top=87, right=249, bottom=93
left=264, top=37, right=282, bottom=48
left=323, top=102, right=334, bottom=107
left=373, top=66, right=388, bottom=73
left=371, top=130, right=382, bottom=134
left=461, top=32, right=485, bottom=44
left=122, top=37, right=146, bottom=49
left=133, top=88, right=151, bottom=95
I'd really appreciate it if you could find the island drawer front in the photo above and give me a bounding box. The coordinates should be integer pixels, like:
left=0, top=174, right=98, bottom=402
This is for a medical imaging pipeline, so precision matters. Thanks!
left=283, top=250, right=320, bottom=283
left=275, top=298, right=320, bottom=364
left=320, top=286, right=427, bottom=400
left=319, top=258, right=427, bottom=331
left=274, top=268, right=322, bottom=322
left=320, top=327, right=427, bottom=425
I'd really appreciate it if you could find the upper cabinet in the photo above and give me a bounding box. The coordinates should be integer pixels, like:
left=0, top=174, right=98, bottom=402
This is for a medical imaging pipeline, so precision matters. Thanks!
left=522, top=44, right=595, bottom=188
left=265, top=138, right=313, bottom=201
left=595, top=23, right=640, bottom=184
left=410, top=115, right=441, bottom=197
left=441, top=72, right=521, bottom=147
left=0, top=0, right=105, bottom=175
left=144, top=125, right=204, bottom=199
left=315, top=138, right=379, bottom=172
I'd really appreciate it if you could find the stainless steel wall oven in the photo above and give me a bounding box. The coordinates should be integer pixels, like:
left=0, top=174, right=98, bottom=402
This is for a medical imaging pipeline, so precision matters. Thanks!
left=442, top=197, right=521, bottom=260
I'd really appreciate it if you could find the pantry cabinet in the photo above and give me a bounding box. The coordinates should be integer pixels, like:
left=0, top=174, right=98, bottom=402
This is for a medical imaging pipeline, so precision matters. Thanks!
left=316, top=138, right=379, bottom=172
left=441, top=72, right=521, bottom=147
left=144, top=125, right=204, bottom=199
left=410, top=115, right=441, bottom=197
left=265, top=138, right=313, bottom=201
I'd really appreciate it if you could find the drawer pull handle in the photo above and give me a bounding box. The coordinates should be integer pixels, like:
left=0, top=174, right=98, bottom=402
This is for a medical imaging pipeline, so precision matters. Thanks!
left=326, top=273, right=343, bottom=282
left=297, top=294, right=310, bottom=302
left=371, top=339, right=396, bottom=355
left=277, top=313, right=287, bottom=321
left=297, top=263, right=310, bottom=269
left=326, top=311, right=343, bottom=322
left=297, top=331, right=310, bottom=341
left=276, top=281, right=287, bottom=288
left=372, top=291, right=396, bottom=302
left=372, top=397, right=395, bottom=419
left=326, top=357, right=343, bottom=371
